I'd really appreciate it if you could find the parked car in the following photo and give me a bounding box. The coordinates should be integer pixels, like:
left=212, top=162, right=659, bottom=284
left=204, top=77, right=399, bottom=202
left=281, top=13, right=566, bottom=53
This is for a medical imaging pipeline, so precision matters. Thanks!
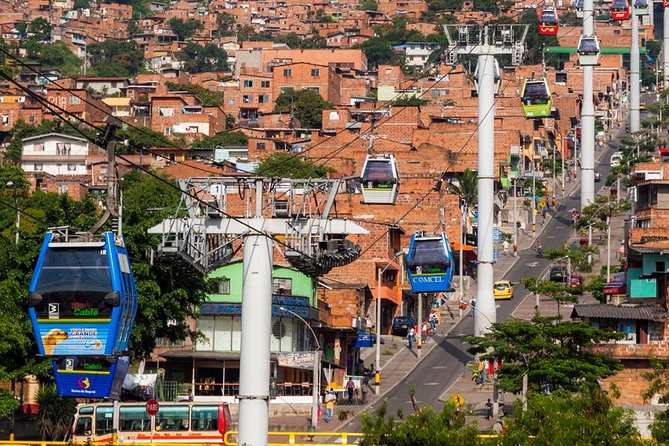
left=391, top=316, right=415, bottom=337
left=594, top=171, right=601, bottom=182
left=570, top=273, right=585, bottom=287
left=493, top=280, right=514, bottom=300
left=549, top=266, right=567, bottom=282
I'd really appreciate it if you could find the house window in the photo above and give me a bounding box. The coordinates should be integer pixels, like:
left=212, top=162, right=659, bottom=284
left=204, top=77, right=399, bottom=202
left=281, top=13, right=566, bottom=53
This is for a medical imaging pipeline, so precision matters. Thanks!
left=257, top=142, right=266, bottom=151
left=58, top=184, right=69, bottom=193
left=164, top=127, right=172, bottom=135
left=258, top=95, right=269, bottom=104
left=67, top=164, right=77, bottom=171
left=307, top=87, right=319, bottom=93
left=57, top=143, right=72, bottom=155
left=656, top=261, right=666, bottom=272
left=261, top=80, right=270, bottom=88
left=34, top=142, right=45, bottom=151
left=228, top=98, right=235, bottom=105
left=242, top=95, right=253, bottom=103
left=158, top=107, right=174, bottom=117
left=311, top=68, right=320, bottom=77
left=1, top=115, right=8, bottom=125
left=283, top=69, right=292, bottom=77
left=210, top=278, right=230, bottom=294
left=34, top=163, right=43, bottom=171
left=273, top=278, right=292, bottom=294
left=70, top=96, right=81, bottom=105
left=243, top=80, right=253, bottom=88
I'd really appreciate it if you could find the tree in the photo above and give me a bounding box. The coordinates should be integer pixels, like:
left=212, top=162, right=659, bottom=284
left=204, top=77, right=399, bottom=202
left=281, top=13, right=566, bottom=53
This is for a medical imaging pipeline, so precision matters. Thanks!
left=36, top=41, right=81, bottom=76
left=642, top=359, right=669, bottom=443
left=87, top=39, right=144, bottom=76
left=30, top=18, right=51, bottom=42
left=178, top=43, right=228, bottom=74
left=359, top=400, right=481, bottom=446
left=521, top=276, right=583, bottom=318
left=500, top=388, right=640, bottom=446
left=466, top=316, right=624, bottom=394
left=216, top=12, right=237, bottom=36
left=274, top=89, right=333, bottom=128
left=191, top=131, right=249, bottom=149
left=168, top=18, right=204, bottom=41
left=256, top=153, right=334, bottom=178
left=35, top=384, right=77, bottom=440
left=360, top=0, right=378, bottom=10
left=448, top=168, right=477, bottom=207
left=392, top=96, right=428, bottom=106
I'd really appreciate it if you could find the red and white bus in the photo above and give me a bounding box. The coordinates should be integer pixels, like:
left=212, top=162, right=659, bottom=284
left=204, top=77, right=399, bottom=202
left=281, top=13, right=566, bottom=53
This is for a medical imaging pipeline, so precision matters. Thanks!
left=70, top=401, right=232, bottom=444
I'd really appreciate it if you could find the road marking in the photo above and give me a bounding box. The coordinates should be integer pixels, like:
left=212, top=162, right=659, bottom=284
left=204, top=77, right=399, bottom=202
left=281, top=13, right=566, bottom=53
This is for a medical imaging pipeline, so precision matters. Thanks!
left=432, top=366, right=448, bottom=369
left=527, top=262, right=539, bottom=267
left=424, top=382, right=440, bottom=386
left=547, top=235, right=556, bottom=238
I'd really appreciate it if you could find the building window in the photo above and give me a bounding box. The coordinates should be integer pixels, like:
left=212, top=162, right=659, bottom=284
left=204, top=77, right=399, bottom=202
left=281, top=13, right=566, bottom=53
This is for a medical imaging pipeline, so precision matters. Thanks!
left=242, top=95, right=253, bottom=104
left=311, top=68, right=320, bottom=77
left=34, top=142, right=45, bottom=151
left=243, top=80, right=253, bottom=88
left=258, top=95, right=269, bottom=104
left=58, top=184, right=69, bottom=194
left=158, top=107, right=174, bottom=117
left=164, top=127, right=172, bottom=135
left=273, top=278, right=292, bottom=294
left=307, top=87, right=319, bottom=93
left=67, top=163, right=77, bottom=171
left=283, top=69, right=292, bottom=77
left=70, top=96, right=81, bottom=105
left=57, top=143, right=72, bottom=155
left=33, top=163, right=43, bottom=171
left=261, top=80, right=270, bottom=88
left=257, top=142, right=266, bottom=151
left=29, top=116, right=35, bottom=124
left=210, top=278, right=230, bottom=294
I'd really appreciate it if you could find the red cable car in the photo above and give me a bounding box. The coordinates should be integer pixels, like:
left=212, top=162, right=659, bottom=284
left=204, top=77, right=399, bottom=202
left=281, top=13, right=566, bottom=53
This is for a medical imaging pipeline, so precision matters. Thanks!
left=538, top=7, right=559, bottom=35
left=610, top=0, right=630, bottom=20
left=664, top=0, right=669, bottom=7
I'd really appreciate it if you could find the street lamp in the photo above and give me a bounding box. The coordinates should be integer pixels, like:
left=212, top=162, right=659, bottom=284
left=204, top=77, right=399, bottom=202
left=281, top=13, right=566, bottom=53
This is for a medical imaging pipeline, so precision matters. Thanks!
left=279, top=306, right=321, bottom=431
left=6, top=181, right=18, bottom=245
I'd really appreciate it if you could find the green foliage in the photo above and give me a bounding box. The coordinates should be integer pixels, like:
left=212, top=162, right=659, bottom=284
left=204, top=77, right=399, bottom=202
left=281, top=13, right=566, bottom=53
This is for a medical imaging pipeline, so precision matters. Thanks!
left=274, top=89, right=333, bottom=128
left=191, top=131, right=248, bottom=149
left=360, top=0, right=378, bottom=10
left=466, top=316, right=624, bottom=394
left=255, top=153, right=334, bottom=178
left=165, top=82, right=224, bottom=106
left=87, top=39, right=144, bottom=76
left=34, top=41, right=81, bottom=76
left=586, top=275, right=606, bottom=303
left=646, top=39, right=662, bottom=63
left=641, top=359, right=669, bottom=443
left=73, top=0, right=90, bottom=9
left=500, top=388, right=640, bottom=446
left=472, top=0, right=498, bottom=13
left=36, top=384, right=77, bottom=440
left=392, top=96, right=428, bottom=106
left=177, top=43, right=229, bottom=74
left=115, top=125, right=170, bottom=155
left=448, top=168, right=477, bottom=207
left=521, top=276, right=583, bottom=318
left=425, top=0, right=463, bottom=14
left=30, top=18, right=51, bottom=41
left=215, top=12, right=237, bottom=37
left=359, top=400, right=480, bottom=446
left=168, top=18, right=204, bottom=41
left=519, top=10, right=560, bottom=66
left=120, top=171, right=209, bottom=358
left=131, top=0, right=151, bottom=19
left=0, top=389, right=20, bottom=419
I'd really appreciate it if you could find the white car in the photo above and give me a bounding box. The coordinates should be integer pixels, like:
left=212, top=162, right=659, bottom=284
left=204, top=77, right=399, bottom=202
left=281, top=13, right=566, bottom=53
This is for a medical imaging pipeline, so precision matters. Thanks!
left=610, top=152, right=623, bottom=167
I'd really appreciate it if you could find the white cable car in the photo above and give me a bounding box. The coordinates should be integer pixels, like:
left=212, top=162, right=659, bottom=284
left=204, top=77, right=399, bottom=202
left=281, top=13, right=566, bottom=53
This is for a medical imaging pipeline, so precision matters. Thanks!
left=360, top=154, right=400, bottom=204
left=575, top=0, right=584, bottom=18
left=577, top=35, right=600, bottom=66
left=474, top=58, right=501, bottom=96
left=634, top=0, right=648, bottom=15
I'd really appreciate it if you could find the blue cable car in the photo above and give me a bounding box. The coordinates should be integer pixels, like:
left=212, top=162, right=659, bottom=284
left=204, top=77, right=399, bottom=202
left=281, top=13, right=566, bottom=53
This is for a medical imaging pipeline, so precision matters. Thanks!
left=406, top=232, right=454, bottom=293
left=53, top=356, right=130, bottom=398
left=27, top=231, right=138, bottom=357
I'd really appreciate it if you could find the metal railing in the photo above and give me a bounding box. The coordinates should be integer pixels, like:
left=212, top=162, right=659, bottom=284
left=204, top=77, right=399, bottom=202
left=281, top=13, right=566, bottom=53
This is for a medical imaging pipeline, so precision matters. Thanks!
left=224, top=431, right=364, bottom=446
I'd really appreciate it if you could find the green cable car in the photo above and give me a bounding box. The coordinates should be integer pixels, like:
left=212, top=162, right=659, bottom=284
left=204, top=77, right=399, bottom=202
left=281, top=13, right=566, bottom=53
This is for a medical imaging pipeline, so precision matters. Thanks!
left=521, top=79, right=552, bottom=119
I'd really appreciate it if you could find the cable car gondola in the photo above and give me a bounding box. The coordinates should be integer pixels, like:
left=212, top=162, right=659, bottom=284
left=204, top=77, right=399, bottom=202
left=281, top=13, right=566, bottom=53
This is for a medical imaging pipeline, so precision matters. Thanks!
left=521, top=79, right=552, bottom=119
left=575, top=0, right=584, bottom=18
left=406, top=232, right=454, bottom=293
left=577, top=35, right=601, bottom=66
left=538, top=7, right=559, bottom=36
left=611, top=0, right=630, bottom=20
left=53, top=355, right=130, bottom=398
left=664, top=0, right=669, bottom=8
left=360, top=154, right=400, bottom=204
left=27, top=230, right=139, bottom=357
left=634, top=0, right=648, bottom=15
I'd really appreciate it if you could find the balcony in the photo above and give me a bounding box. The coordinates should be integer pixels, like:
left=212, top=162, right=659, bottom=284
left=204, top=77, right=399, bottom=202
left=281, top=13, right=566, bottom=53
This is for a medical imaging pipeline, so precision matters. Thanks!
left=371, top=283, right=401, bottom=305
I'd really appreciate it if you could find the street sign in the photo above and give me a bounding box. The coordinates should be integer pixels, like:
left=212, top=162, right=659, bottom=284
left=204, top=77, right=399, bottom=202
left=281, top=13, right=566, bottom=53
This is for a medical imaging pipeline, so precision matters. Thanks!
left=450, top=393, right=466, bottom=407
left=146, top=398, right=160, bottom=416
left=277, top=352, right=316, bottom=369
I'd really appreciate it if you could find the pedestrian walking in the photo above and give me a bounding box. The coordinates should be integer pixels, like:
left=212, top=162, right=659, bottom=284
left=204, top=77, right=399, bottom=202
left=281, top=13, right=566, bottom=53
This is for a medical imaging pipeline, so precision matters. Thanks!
left=485, top=399, right=493, bottom=420
left=476, top=360, right=485, bottom=384
left=429, top=311, right=438, bottom=330
left=421, top=322, right=429, bottom=344
left=541, top=207, right=547, bottom=224
left=407, top=326, right=415, bottom=349
left=551, top=196, right=557, bottom=209
left=502, top=239, right=510, bottom=255
left=346, top=377, right=355, bottom=403
left=512, top=242, right=518, bottom=257
left=482, top=359, right=490, bottom=382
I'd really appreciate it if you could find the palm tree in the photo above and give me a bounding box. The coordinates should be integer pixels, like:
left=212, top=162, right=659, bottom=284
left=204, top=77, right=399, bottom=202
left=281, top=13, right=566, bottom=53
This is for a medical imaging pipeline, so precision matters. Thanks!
left=36, top=384, right=77, bottom=440
left=447, top=168, right=477, bottom=207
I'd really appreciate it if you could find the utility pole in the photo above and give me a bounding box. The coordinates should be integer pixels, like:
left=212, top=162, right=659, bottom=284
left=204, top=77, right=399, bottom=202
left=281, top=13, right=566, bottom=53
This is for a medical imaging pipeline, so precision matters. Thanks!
left=417, top=293, right=423, bottom=356
left=581, top=0, right=596, bottom=210
left=664, top=5, right=669, bottom=85
left=444, top=23, right=528, bottom=336
left=459, top=204, right=466, bottom=315
left=561, top=138, right=565, bottom=196
left=375, top=266, right=382, bottom=395
left=630, top=3, right=641, bottom=133
left=238, top=180, right=272, bottom=446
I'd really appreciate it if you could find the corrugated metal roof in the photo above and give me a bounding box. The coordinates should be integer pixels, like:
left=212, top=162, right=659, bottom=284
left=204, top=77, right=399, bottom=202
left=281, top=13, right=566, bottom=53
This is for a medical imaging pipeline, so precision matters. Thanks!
left=571, top=304, right=667, bottom=322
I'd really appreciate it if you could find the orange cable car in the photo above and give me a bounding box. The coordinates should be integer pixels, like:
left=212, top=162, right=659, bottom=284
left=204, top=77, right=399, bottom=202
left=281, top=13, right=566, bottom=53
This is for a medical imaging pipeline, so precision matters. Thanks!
left=538, top=7, right=559, bottom=36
